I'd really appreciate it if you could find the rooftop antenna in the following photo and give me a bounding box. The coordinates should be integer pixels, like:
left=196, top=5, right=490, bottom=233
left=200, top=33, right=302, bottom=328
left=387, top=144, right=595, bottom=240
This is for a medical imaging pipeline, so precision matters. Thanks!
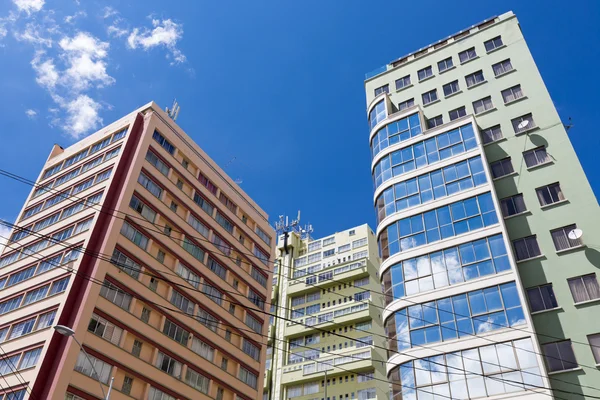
left=166, top=99, right=180, bottom=121
left=564, top=117, right=573, bottom=132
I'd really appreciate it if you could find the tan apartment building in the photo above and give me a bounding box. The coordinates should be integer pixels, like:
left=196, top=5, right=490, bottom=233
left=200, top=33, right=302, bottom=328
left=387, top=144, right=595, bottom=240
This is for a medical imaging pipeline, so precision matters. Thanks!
left=0, top=101, right=275, bottom=400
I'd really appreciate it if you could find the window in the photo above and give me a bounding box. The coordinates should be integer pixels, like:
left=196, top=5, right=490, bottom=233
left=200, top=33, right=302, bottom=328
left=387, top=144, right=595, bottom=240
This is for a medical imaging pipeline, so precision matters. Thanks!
left=536, top=183, right=564, bottom=206
left=523, top=146, right=549, bottom=168
left=398, top=98, right=415, bottom=111
left=242, top=339, right=260, bottom=361
left=493, top=59, right=513, bottom=76
left=148, top=387, right=176, bottom=400
left=120, top=222, right=149, bottom=250
left=449, top=106, right=466, bottom=121
left=588, top=334, right=600, bottom=364
left=192, top=337, right=214, bottom=361
left=19, top=347, right=41, bottom=370
left=111, top=249, right=142, bottom=279
left=170, top=290, right=195, bottom=314
left=438, top=57, right=453, bottom=72
left=219, top=193, right=237, bottom=213
left=169, top=201, right=178, bottom=212
left=323, top=237, right=335, bottom=246
left=472, top=96, right=494, bottom=114
left=357, top=388, right=376, bottom=400
left=568, top=274, right=600, bottom=304
left=490, top=157, right=514, bottom=179
left=246, top=313, right=262, bottom=333
left=481, top=125, right=503, bottom=144
left=186, top=368, right=210, bottom=394
left=221, top=358, right=228, bottom=370
left=239, top=367, right=258, bottom=389
left=198, top=173, right=217, bottom=195
left=417, top=66, right=433, bottom=81
left=427, top=115, right=443, bottom=129
left=542, top=340, right=577, bottom=372
left=122, top=377, right=133, bottom=396
left=256, top=226, right=272, bottom=246
left=338, top=244, right=350, bottom=253
left=459, top=47, right=477, bottom=63
left=465, top=70, right=485, bottom=87
left=395, top=75, right=411, bottom=90
left=23, top=285, right=49, bottom=305
left=156, top=351, right=182, bottom=378
left=74, top=351, right=112, bottom=384
left=500, top=194, right=526, bottom=217
left=9, top=317, right=36, bottom=340
left=484, top=36, right=503, bottom=52
left=512, top=235, right=541, bottom=261
left=215, top=212, right=233, bottom=233
left=551, top=224, right=582, bottom=251
left=527, top=284, right=558, bottom=312
left=138, top=172, right=162, bottom=198
left=216, top=388, right=224, bottom=400
left=152, top=130, right=175, bottom=155
left=163, top=319, right=190, bottom=345
left=35, top=309, right=56, bottom=329
left=308, top=241, right=322, bottom=252
left=422, top=89, right=438, bottom=105
left=99, top=281, right=132, bottom=310
left=443, top=80, right=460, bottom=96
left=323, top=249, right=335, bottom=258
left=88, top=313, right=123, bottom=345
left=374, top=84, right=389, bottom=96
left=512, top=113, right=536, bottom=133
left=141, top=308, right=151, bottom=323
left=183, top=237, right=205, bottom=261
left=501, top=86, right=524, bottom=106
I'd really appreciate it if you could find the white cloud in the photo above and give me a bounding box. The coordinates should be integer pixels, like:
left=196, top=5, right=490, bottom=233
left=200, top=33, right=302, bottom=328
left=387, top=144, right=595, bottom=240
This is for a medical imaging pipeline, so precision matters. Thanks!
left=0, top=25, right=7, bottom=39
left=31, top=51, right=58, bottom=89
left=13, top=0, right=45, bottom=14
left=0, top=223, right=12, bottom=254
left=64, top=11, right=86, bottom=24
left=103, top=6, right=118, bottom=19
left=25, top=109, right=37, bottom=118
left=14, top=23, right=52, bottom=47
left=59, top=32, right=114, bottom=91
left=107, top=24, right=128, bottom=38
left=64, top=95, right=103, bottom=138
left=127, top=19, right=186, bottom=64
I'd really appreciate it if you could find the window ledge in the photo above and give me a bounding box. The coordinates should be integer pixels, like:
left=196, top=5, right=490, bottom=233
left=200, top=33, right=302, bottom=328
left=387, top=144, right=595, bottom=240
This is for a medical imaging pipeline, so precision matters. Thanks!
left=395, top=83, right=414, bottom=93
left=540, top=199, right=569, bottom=210
left=516, top=254, right=545, bottom=264
left=460, top=56, right=480, bottom=65
left=556, top=245, right=586, bottom=255
left=439, top=66, right=456, bottom=74
left=493, top=171, right=518, bottom=181
left=474, top=107, right=497, bottom=117
left=574, top=297, right=600, bottom=307
left=423, top=99, right=441, bottom=108
left=503, top=210, right=531, bottom=220
left=504, top=96, right=528, bottom=106
left=444, top=90, right=463, bottom=99
left=515, top=126, right=539, bottom=136
left=527, top=160, right=554, bottom=171
left=467, top=80, right=488, bottom=90
left=548, top=367, right=583, bottom=375
left=494, top=68, right=517, bottom=79
left=419, top=75, right=435, bottom=84
left=483, top=137, right=507, bottom=147
left=531, top=306, right=563, bottom=316
left=486, top=44, right=507, bottom=54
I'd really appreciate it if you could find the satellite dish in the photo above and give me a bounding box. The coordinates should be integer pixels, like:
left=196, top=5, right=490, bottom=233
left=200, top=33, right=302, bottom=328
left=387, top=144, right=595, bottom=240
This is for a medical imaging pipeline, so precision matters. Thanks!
left=517, top=120, right=530, bottom=130
left=568, top=228, right=583, bottom=240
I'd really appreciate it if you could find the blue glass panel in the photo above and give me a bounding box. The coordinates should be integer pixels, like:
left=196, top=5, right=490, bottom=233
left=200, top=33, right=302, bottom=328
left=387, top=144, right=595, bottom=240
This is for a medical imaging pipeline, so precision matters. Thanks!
left=407, top=179, right=418, bottom=195
left=494, top=255, right=511, bottom=272
left=463, top=264, right=479, bottom=280
left=413, top=233, right=427, bottom=247
left=421, top=190, right=433, bottom=203
left=473, top=239, right=490, bottom=261
left=389, top=135, right=399, bottom=145
left=411, top=215, right=424, bottom=232
left=507, top=307, right=526, bottom=326
left=393, top=284, right=405, bottom=299
left=418, top=175, right=432, bottom=189
left=444, top=165, right=458, bottom=182
left=400, top=361, right=415, bottom=388
left=402, top=147, right=414, bottom=161
left=454, top=220, right=469, bottom=235
left=437, top=207, right=452, bottom=225
left=411, top=329, right=426, bottom=346
left=437, top=133, right=450, bottom=149
left=478, top=193, right=495, bottom=213
left=408, top=305, right=423, bottom=328
left=391, top=150, right=403, bottom=166
left=441, top=322, right=458, bottom=340
left=407, top=195, right=420, bottom=207
left=422, top=301, right=438, bottom=325
left=425, top=326, right=441, bottom=343
left=404, top=259, right=417, bottom=280
left=459, top=178, right=474, bottom=191
left=457, top=318, right=474, bottom=337
left=446, top=181, right=460, bottom=195
left=448, top=129, right=461, bottom=144
left=483, top=211, right=498, bottom=226
left=437, top=298, right=454, bottom=322
left=408, top=113, right=420, bottom=128
left=389, top=241, right=400, bottom=255
left=488, top=235, right=506, bottom=256
left=444, top=248, right=460, bottom=269
left=424, top=211, right=438, bottom=229
left=391, top=263, right=404, bottom=284
left=399, top=219, right=412, bottom=236
left=388, top=223, right=399, bottom=243
left=500, top=282, right=520, bottom=308
left=484, top=287, right=503, bottom=311
left=452, top=294, right=469, bottom=316
left=426, top=229, right=441, bottom=243
left=388, top=122, right=400, bottom=135
left=467, top=216, right=484, bottom=231
left=395, top=182, right=407, bottom=198
left=396, top=198, right=408, bottom=210
left=478, top=260, right=495, bottom=276
left=459, top=243, right=476, bottom=264
left=468, top=290, right=487, bottom=315
left=397, top=118, right=409, bottom=132
left=451, top=202, right=466, bottom=221
left=457, top=161, right=470, bottom=178
left=464, top=197, right=480, bottom=217
left=439, top=147, right=453, bottom=159
left=400, top=131, right=411, bottom=141
left=451, top=143, right=465, bottom=156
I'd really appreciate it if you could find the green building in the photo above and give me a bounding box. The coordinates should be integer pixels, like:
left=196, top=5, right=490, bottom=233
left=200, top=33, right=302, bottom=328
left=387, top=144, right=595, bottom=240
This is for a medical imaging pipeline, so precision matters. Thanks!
left=264, top=223, right=390, bottom=400
left=364, top=10, right=600, bottom=400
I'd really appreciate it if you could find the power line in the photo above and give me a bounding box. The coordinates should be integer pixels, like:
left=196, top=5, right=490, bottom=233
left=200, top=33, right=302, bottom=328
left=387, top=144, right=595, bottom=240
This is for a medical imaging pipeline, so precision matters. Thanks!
left=0, top=235, right=597, bottom=397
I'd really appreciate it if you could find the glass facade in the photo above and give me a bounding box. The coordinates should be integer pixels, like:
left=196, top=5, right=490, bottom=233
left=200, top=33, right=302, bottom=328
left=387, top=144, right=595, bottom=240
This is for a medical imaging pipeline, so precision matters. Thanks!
left=389, top=338, right=543, bottom=400
left=379, top=193, right=498, bottom=260
left=375, top=156, right=487, bottom=223
left=386, top=282, right=526, bottom=351
left=371, top=113, right=422, bottom=158
left=373, top=123, right=477, bottom=190
left=382, top=235, right=510, bottom=303
left=368, top=100, right=386, bottom=131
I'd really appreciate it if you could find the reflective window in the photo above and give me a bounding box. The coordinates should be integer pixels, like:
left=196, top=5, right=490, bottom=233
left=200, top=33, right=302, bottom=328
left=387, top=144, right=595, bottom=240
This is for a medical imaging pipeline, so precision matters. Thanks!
left=368, top=100, right=386, bottom=131
left=387, top=282, right=525, bottom=350
left=427, top=115, right=443, bottom=129
left=443, top=80, right=460, bottom=96
left=379, top=192, right=498, bottom=260
left=395, top=75, right=411, bottom=90
left=389, top=338, right=543, bottom=399
left=484, top=36, right=504, bottom=52
left=459, top=47, right=477, bottom=63
left=526, top=284, right=558, bottom=312
left=373, top=123, right=477, bottom=189
left=371, top=113, right=421, bottom=158
left=449, top=106, right=466, bottom=121
left=418, top=66, right=433, bottom=81
left=375, top=156, right=487, bottom=223
left=493, top=59, right=513, bottom=76
left=438, top=57, right=453, bottom=73
left=382, top=234, right=510, bottom=302
left=374, top=84, right=389, bottom=96
left=481, top=125, right=503, bottom=144
left=542, top=340, right=577, bottom=372
left=523, top=146, right=549, bottom=168
left=465, top=70, right=485, bottom=87
left=490, top=157, right=514, bottom=179
left=422, top=89, right=438, bottom=105
left=398, top=98, right=415, bottom=111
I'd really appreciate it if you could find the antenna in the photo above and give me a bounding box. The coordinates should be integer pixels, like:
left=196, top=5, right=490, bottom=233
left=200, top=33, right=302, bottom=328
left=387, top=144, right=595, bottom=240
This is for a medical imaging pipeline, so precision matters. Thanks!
left=564, top=117, right=574, bottom=132
left=275, top=211, right=313, bottom=240
left=166, top=99, right=181, bottom=121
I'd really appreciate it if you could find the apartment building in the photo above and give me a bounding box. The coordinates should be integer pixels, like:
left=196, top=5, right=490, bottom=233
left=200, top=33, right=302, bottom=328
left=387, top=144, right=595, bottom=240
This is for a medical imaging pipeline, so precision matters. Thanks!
left=0, top=101, right=275, bottom=400
left=365, top=11, right=600, bottom=399
left=265, top=224, right=389, bottom=400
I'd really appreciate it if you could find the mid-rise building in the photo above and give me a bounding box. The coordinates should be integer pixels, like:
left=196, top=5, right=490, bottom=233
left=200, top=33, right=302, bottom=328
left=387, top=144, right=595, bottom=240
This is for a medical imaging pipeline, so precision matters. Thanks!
left=365, top=11, right=600, bottom=399
left=0, top=102, right=275, bottom=400
left=265, top=224, right=389, bottom=400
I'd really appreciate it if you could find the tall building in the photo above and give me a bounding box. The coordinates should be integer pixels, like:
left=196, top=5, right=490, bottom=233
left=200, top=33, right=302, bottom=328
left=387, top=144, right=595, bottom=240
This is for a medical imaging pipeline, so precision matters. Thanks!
left=0, top=102, right=275, bottom=400
left=365, top=11, right=600, bottom=400
left=265, top=223, right=389, bottom=400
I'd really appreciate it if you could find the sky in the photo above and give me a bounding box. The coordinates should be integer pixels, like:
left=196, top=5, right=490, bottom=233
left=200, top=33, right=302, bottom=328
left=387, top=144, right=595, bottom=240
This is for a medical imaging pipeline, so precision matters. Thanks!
left=0, top=0, right=599, bottom=243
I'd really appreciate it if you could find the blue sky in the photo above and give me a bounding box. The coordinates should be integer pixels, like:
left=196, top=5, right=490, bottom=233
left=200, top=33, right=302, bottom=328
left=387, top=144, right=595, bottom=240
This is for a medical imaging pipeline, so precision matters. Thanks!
left=0, top=0, right=598, bottom=241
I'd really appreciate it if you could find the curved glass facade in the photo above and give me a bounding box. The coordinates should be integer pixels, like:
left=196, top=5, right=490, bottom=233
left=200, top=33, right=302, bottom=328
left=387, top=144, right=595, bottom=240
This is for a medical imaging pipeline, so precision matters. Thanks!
left=381, top=235, right=510, bottom=304
left=373, top=123, right=477, bottom=190
left=371, top=113, right=422, bottom=158
left=385, top=282, right=525, bottom=351
left=378, top=193, right=498, bottom=261
left=388, top=338, right=543, bottom=400
left=368, top=100, right=386, bottom=131
left=375, top=156, right=487, bottom=224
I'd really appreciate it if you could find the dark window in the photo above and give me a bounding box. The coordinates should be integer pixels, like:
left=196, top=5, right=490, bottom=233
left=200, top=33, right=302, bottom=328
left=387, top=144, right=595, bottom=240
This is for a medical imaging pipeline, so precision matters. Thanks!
left=422, top=89, right=438, bottom=105
left=568, top=274, right=600, bottom=303
left=437, top=57, right=453, bottom=73
left=427, top=115, right=443, bottom=129
left=449, top=106, right=466, bottom=121
left=512, top=236, right=541, bottom=261
left=536, top=183, right=564, bottom=206
left=490, top=157, right=514, bottom=179
left=551, top=224, right=582, bottom=251
left=459, top=47, right=477, bottom=63
left=374, top=85, right=389, bottom=96
left=395, top=75, right=411, bottom=90
left=542, top=340, right=577, bottom=372
left=417, top=66, right=433, bottom=81
left=443, top=80, right=460, bottom=96
left=398, top=98, right=415, bottom=111
left=524, top=146, right=549, bottom=168
left=527, top=284, right=558, bottom=312
left=465, top=70, right=485, bottom=87
left=512, top=113, right=536, bottom=134
left=500, top=194, right=526, bottom=217
left=481, top=125, right=503, bottom=144
left=492, top=59, right=513, bottom=76
left=484, top=36, right=504, bottom=52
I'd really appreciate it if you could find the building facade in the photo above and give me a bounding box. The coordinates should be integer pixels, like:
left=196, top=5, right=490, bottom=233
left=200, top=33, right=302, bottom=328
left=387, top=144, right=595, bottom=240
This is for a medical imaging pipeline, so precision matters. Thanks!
left=265, top=224, right=389, bottom=400
left=0, top=102, right=275, bottom=400
left=365, top=11, right=600, bottom=400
